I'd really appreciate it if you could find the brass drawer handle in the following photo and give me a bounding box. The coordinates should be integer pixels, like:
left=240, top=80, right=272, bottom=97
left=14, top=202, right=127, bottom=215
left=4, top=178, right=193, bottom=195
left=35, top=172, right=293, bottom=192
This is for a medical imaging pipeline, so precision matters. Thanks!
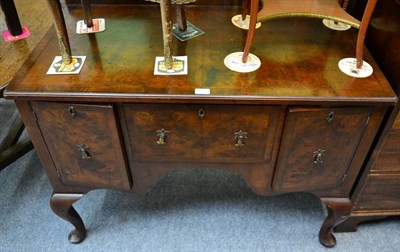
left=313, top=149, right=326, bottom=164
left=234, top=130, right=247, bottom=147
left=76, top=144, right=91, bottom=159
left=156, top=128, right=169, bottom=145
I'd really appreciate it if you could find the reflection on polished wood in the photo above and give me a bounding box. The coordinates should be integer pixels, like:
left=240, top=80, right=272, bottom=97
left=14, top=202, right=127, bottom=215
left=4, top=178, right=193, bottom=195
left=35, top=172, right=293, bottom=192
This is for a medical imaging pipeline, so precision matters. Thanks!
left=5, top=6, right=395, bottom=102
left=45, top=0, right=192, bottom=68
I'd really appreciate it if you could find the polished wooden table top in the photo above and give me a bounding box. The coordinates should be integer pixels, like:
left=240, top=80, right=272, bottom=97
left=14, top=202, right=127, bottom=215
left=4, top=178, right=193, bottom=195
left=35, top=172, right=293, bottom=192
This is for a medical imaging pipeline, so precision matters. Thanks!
left=5, top=5, right=396, bottom=105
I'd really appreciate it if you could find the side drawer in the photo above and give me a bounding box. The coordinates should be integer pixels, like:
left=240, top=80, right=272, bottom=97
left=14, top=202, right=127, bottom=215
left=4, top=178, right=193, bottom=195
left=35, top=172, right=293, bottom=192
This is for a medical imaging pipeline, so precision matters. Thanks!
left=354, top=174, right=400, bottom=211
left=274, top=107, right=372, bottom=192
left=31, top=102, right=131, bottom=191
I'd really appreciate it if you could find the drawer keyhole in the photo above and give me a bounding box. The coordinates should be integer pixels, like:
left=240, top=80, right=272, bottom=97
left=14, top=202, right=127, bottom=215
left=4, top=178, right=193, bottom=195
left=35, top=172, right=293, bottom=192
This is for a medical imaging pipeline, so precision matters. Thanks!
left=198, top=108, right=206, bottom=119
left=313, top=149, right=326, bottom=165
left=77, top=144, right=91, bottom=159
left=69, top=106, right=77, bottom=118
left=326, top=112, right=335, bottom=123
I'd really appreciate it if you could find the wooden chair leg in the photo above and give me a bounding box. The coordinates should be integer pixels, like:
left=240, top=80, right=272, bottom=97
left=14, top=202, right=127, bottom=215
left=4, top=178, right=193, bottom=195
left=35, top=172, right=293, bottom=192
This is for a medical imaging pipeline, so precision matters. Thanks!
left=50, top=193, right=87, bottom=244
left=175, top=4, right=187, bottom=31
left=242, top=0, right=250, bottom=20
left=160, top=0, right=174, bottom=69
left=242, top=0, right=259, bottom=63
left=319, top=198, right=352, bottom=247
left=46, top=0, right=72, bottom=63
left=355, top=0, right=378, bottom=68
left=80, top=0, right=93, bottom=27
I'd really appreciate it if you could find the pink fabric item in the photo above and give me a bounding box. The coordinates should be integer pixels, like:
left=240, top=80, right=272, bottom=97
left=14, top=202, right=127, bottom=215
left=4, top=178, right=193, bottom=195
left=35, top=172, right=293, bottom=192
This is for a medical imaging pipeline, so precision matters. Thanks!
left=2, top=26, right=31, bottom=42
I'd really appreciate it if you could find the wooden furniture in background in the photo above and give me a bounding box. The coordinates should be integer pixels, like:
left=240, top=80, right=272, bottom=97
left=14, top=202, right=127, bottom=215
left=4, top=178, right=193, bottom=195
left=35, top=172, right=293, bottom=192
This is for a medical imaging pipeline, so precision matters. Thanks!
left=4, top=3, right=397, bottom=248
left=335, top=0, right=400, bottom=231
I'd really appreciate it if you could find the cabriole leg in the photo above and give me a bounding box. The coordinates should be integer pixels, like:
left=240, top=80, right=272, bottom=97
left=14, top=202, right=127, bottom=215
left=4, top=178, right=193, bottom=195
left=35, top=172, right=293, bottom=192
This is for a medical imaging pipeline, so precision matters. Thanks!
left=45, top=0, right=72, bottom=64
left=319, top=198, right=352, bottom=248
left=50, top=193, right=86, bottom=244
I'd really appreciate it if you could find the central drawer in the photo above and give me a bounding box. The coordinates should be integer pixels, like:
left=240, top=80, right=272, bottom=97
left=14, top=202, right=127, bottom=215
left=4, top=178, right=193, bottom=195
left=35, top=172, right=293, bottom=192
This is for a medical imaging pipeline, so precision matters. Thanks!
left=123, top=104, right=281, bottom=163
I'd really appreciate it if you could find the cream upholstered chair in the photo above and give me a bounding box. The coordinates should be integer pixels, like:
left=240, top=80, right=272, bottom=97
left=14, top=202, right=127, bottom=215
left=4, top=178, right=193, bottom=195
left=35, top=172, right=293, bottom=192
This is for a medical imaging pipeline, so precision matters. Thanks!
left=240, top=0, right=378, bottom=72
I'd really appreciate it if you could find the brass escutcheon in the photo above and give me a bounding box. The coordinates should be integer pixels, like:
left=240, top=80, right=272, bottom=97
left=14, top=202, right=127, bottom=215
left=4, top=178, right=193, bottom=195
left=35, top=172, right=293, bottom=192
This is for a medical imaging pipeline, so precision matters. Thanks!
left=234, top=130, right=248, bottom=147
left=76, top=144, right=91, bottom=159
left=156, top=128, right=170, bottom=145
left=313, top=149, right=326, bottom=164
left=326, top=112, right=335, bottom=123
left=69, top=106, right=76, bottom=118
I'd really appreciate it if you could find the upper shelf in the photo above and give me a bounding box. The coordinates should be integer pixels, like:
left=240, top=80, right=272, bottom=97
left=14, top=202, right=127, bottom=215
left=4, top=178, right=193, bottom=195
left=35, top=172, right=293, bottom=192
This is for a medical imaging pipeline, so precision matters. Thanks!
left=257, top=0, right=361, bottom=28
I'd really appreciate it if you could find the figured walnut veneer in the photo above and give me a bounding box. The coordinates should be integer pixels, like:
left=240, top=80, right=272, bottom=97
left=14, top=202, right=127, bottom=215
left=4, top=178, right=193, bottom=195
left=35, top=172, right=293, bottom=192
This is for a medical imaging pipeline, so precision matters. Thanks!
left=4, top=5, right=397, bottom=247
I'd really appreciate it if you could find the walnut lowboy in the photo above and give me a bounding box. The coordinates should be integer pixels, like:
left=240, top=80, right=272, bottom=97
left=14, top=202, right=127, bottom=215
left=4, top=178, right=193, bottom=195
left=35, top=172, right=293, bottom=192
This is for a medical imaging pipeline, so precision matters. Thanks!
left=5, top=3, right=397, bottom=248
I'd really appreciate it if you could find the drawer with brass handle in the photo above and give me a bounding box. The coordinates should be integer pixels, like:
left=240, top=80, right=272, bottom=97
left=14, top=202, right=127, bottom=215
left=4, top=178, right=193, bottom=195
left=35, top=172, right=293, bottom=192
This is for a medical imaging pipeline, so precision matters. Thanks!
left=123, top=104, right=282, bottom=163
left=30, top=102, right=131, bottom=191
left=274, top=107, right=373, bottom=193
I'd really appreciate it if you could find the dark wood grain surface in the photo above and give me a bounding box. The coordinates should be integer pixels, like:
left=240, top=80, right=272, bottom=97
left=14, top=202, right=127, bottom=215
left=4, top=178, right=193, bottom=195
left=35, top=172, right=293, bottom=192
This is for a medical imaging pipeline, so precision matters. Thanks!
left=31, top=101, right=132, bottom=191
left=274, top=106, right=373, bottom=193
left=5, top=4, right=397, bottom=245
left=354, top=174, right=400, bottom=211
left=372, top=126, right=400, bottom=172
left=5, top=5, right=396, bottom=104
